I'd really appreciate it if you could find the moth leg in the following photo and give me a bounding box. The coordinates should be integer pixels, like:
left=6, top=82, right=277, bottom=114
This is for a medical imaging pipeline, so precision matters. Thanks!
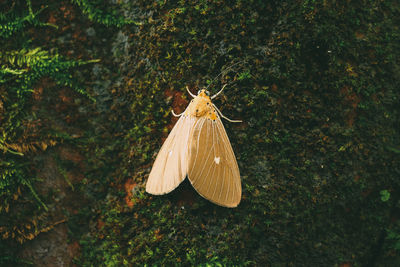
left=213, top=104, right=242, bottom=123
left=211, top=84, right=227, bottom=99
left=171, top=109, right=184, bottom=117
left=186, top=86, right=196, bottom=98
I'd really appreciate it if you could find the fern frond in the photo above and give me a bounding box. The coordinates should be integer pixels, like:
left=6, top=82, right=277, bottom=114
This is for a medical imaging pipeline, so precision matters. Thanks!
left=71, top=0, right=134, bottom=27
left=21, top=178, right=48, bottom=211
left=0, top=0, right=57, bottom=39
left=0, top=48, right=50, bottom=68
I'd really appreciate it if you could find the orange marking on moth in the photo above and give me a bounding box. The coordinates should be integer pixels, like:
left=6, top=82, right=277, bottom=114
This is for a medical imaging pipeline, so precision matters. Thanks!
left=208, top=112, right=217, bottom=120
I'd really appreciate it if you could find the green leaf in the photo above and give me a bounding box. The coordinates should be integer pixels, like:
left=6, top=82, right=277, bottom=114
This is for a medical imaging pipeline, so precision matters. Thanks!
left=380, top=190, right=390, bottom=202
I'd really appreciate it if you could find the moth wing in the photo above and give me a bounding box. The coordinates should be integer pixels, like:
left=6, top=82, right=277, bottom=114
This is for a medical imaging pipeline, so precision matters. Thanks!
left=146, top=115, right=194, bottom=194
left=188, top=117, right=241, bottom=207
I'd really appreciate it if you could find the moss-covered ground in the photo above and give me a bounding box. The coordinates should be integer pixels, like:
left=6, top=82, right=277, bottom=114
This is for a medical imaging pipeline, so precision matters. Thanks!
left=1, top=0, right=399, bottom=266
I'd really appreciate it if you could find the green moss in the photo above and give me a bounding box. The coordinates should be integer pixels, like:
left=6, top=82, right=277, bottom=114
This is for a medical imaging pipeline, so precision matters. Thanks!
left=1, top=0, right=399, bottom=265
left=77, top=0, right=399, bottom=265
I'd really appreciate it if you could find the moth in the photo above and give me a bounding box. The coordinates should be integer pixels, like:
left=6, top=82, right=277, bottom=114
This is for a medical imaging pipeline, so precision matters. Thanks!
left=146, top=85, right=241, bottom=207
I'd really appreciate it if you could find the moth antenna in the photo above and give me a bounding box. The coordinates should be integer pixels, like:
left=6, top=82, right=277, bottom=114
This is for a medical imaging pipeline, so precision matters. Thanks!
left=212, top=104, right=242, bottom=123
left=186, top=86, right=196, bottom=98
left=211, top=84, right=227, bottom=99
left=205, top=60, right=244, bottom=90
left=171, top=109, right=183, bottom=117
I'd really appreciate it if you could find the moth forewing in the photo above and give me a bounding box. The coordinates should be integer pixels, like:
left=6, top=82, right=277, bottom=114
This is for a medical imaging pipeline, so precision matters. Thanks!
left=146, top=114, right=193, bottom=195
left=187, top=116, right=241, bottom=207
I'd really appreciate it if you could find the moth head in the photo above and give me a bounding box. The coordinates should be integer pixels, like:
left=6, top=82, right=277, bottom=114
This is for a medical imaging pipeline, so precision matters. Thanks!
left=197, top=89, right=210, bottom=97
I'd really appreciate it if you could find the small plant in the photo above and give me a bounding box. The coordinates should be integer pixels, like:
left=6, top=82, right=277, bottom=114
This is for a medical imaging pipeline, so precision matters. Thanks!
left=380, top=190, right=390, bottom=202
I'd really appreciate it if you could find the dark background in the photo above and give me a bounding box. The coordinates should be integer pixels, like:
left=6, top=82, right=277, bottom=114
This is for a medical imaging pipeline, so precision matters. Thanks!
left=1, top=0, right=399, bottom=266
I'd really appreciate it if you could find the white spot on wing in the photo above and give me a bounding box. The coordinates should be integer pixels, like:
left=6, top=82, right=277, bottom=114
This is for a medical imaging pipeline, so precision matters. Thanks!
left=214, top=156, right=220, bottom=164
left=168, top=150, right=172, bottom=156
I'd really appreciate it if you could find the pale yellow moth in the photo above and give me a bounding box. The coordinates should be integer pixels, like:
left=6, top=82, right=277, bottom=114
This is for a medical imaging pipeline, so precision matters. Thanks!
left=146, top=85, right=242, bottom=207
